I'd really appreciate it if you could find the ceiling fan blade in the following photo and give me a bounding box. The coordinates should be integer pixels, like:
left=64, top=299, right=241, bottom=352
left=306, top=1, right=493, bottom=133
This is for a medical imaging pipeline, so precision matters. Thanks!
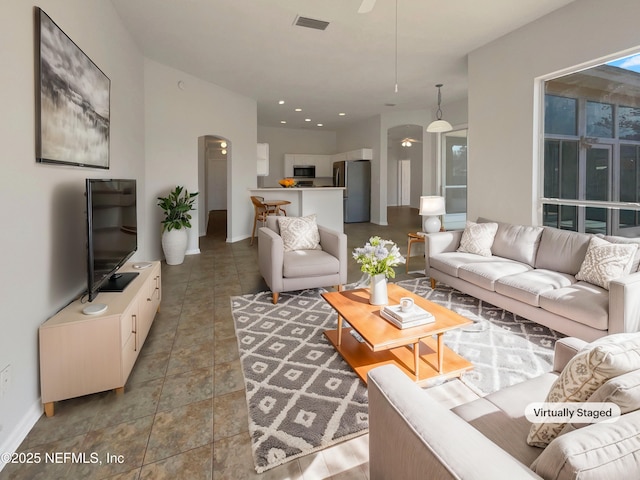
left=358, top=0, right=376, bottom=14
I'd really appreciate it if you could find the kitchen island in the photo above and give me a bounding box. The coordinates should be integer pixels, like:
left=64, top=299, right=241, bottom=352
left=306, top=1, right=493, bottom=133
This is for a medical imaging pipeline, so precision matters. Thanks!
left=249, top=187, right=345, bottom=232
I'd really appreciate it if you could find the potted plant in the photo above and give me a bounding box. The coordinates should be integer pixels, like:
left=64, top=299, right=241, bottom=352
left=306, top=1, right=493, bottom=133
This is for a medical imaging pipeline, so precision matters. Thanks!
left=157, top=186, right=199, bottom=265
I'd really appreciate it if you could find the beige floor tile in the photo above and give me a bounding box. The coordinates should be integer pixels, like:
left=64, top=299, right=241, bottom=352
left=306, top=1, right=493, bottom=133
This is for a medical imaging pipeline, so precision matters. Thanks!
left=213, top=390, right=248, bottom=441
left=144, top=399, right=213, bottom=465
left=157, top=368, right=214, bottom=412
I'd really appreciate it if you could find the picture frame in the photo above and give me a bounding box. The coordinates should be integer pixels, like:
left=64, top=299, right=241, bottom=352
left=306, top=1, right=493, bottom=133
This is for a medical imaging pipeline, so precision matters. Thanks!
left=35, top=8, right=110, bottom=169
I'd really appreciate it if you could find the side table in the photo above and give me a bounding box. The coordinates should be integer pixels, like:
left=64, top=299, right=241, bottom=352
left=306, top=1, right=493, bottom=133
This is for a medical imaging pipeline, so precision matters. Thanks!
left=406, top=232, right=425, bottom=273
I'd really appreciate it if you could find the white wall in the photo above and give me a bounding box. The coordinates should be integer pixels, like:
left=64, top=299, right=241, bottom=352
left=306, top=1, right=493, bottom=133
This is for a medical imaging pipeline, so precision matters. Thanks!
left=257, top=126, right=337, bottom=187
left=0, top=0, right=145, bottom=461
left=143, top=60, right=257, bottom=248
left=468, top=0, right=640, bottom=225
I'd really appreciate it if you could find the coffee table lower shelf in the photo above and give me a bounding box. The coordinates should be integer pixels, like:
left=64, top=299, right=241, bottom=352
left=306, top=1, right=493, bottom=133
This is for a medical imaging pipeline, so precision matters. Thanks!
left=324, top=328, right=473, bottom=386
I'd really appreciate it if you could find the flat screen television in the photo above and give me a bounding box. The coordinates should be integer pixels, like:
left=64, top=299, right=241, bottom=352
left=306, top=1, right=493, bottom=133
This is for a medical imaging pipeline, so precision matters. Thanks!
left=86, top=179, right=138, bottom=302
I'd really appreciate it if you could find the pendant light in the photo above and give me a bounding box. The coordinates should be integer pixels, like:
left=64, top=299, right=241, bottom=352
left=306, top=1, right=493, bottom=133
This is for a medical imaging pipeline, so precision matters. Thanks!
left=426, top=84, right=452, bottom=133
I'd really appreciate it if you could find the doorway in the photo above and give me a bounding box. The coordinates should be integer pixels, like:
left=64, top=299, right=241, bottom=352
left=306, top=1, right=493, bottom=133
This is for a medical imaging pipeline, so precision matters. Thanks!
left=201, top=135, right=229, bottom=236
left=398, top=159, right=411, bottom=205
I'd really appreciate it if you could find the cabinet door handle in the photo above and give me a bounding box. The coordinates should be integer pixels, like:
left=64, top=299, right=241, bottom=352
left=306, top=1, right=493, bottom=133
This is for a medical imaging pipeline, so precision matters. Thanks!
left=132, top=314, right=137, bottom=351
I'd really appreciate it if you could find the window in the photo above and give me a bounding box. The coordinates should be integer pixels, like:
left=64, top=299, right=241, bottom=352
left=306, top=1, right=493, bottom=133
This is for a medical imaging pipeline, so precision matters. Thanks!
left=542, top=54, right=640, bottom=237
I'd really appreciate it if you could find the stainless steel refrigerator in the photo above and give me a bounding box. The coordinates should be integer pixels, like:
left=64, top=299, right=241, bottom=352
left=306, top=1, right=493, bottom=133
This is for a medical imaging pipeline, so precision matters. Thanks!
left=333, top=160, right=371, bottom=223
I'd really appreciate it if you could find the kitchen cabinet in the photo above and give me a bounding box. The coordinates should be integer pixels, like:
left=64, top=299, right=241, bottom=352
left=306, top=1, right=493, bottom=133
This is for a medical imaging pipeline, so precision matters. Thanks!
left=257, top=143, right=269, bottom=176
left=283, top=154, right=332, bottom=178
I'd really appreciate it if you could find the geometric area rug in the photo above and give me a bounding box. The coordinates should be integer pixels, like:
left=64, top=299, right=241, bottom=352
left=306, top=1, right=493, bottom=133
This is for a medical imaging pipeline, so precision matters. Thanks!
left=231, top=279, right=564, bottom=473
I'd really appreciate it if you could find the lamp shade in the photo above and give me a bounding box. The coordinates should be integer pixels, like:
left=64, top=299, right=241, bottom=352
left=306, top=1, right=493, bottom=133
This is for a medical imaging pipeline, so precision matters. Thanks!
left=426, top=119, right=453, bottom=133
left=419, top=196, right=446, bottom=216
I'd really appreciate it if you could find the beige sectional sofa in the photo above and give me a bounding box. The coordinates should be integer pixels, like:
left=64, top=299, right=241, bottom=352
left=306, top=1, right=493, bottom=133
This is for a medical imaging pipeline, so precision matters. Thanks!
left=368, top=336, right=640, bottom=480
left=425, top=220, right=640, bottom=341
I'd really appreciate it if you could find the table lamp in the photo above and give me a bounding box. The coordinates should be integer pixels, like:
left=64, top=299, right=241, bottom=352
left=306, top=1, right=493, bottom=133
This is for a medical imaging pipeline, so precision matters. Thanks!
left=419, top=196, right=446, bottom=233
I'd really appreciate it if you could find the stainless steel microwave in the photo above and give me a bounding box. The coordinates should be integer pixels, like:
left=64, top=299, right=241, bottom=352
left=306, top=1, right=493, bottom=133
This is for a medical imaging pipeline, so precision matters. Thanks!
left=293, top=165, right=316, bottom=178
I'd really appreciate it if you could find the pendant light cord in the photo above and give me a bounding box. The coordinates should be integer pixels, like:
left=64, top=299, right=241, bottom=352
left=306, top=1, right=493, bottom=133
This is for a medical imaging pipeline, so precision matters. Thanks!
left=394, top=0, right=398, bottom=93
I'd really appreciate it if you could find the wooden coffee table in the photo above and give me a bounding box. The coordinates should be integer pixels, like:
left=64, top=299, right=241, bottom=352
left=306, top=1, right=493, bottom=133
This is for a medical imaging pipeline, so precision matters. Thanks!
left=322, top=284, right=473, bottom=386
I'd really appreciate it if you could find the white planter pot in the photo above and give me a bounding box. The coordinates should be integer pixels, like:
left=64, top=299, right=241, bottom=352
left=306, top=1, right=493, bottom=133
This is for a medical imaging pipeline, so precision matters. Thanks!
left=369, top=273, right=388, bottom=305
left=162, top=228, right=188, bottom=265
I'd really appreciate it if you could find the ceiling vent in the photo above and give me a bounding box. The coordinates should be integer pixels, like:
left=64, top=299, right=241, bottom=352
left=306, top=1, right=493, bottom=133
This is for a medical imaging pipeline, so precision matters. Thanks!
left=294, top=15, right=330, bottom=31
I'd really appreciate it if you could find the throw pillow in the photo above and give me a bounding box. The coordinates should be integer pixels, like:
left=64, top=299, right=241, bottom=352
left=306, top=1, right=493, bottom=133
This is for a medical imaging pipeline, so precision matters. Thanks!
left=527, top=333, right=640, bottom=447
left=457, top=221, right=498, bottom=257
left=597, top=234, right=640, bottom=272
left=575, top=236, right=638, bottom=290
left=277, top=214, right=321, bottom=252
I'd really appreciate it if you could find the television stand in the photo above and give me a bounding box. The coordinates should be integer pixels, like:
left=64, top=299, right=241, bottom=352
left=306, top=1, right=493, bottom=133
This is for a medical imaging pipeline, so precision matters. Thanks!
left=39, top=262, right=161, bottom=416
left=99, top=272, right=139, bottom=293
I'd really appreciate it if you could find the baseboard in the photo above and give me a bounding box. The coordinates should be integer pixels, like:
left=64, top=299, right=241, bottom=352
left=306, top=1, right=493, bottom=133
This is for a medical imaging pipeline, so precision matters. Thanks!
left=0, top=399, right=43, bottom=473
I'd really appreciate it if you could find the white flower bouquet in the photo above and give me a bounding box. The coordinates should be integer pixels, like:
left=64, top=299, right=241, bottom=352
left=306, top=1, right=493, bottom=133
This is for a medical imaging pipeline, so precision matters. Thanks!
left=352, top=236, right=405, bottom=279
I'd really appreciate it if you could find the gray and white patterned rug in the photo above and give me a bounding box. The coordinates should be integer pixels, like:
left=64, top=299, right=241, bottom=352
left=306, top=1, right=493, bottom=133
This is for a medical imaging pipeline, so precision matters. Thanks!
left=230, top=279, right=564, bottom=473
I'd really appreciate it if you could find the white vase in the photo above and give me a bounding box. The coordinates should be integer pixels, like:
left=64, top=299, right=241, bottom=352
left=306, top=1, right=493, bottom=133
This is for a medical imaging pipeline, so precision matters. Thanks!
left=369, top=273, right=388, bottom=305
left=162, top=228, right=188, bottom=265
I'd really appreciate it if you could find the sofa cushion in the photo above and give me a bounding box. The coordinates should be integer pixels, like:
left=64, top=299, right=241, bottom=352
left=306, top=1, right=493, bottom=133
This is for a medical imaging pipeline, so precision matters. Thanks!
left=575, top=236, right=638, bottom=289
left=277, top=214, right=321, bottom=252
left=495, top=269, right=576, bottom=307
left=457, top=221, right=498, bottom=257
left=531, top=409, right=640, bottom=480
left=539, top=282, right=609, bottom=331
left=283, top=249, right=339, bottom=278
left=527, top=333, right=640, bottom=447
left=458, top=259, right=532, bottom=292
left=598, top=234, right=640, bottom=272
left=453, top=373, right=557, bottom=466
left=559, top=368, right=640, bottom=437
left=429, top=252, right=498, bottom=278
left=589, top=368, right=640, bottom=414
left=491, top=223, right=544, bottom=267
left=535, top=227, right=591, bottom=275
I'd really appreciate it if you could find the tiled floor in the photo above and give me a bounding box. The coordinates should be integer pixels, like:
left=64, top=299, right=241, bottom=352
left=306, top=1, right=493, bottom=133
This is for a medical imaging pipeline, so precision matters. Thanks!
left=1, top=207, right=477, bottom=479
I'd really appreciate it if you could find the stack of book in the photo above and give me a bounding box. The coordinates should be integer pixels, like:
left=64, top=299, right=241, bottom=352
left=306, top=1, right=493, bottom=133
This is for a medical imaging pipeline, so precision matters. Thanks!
left=380, top=303, right=435, bottom=329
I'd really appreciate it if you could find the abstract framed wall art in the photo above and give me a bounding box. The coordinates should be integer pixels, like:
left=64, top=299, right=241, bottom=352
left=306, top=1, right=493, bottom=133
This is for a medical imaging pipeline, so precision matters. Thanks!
left=35, top=8, right=110, bottom=168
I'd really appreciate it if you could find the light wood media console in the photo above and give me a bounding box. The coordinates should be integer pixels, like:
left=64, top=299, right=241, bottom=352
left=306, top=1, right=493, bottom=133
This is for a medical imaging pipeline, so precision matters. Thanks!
left=39, top=261, right=161, bottom=416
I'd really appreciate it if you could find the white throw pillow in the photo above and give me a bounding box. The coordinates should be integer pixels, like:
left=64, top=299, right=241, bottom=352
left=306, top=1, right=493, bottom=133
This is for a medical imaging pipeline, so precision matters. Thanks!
left=527, top=333, right=640, bottom=447
left=575, top=236, right=638, bottom=289
left=277, top=214, right=321, bottom=252
left=457, top=221, right=498, bottom=257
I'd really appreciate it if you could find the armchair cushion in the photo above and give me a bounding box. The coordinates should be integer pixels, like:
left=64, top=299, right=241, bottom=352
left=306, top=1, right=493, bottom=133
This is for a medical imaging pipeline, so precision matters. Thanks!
left=277, top=214, right=321, bottom=251
left=283, top=249, right=340, bottom=278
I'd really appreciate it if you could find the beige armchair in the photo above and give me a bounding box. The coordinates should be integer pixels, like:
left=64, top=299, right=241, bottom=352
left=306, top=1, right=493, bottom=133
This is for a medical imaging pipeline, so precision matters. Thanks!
left=258, top=216, right=347, bottom=304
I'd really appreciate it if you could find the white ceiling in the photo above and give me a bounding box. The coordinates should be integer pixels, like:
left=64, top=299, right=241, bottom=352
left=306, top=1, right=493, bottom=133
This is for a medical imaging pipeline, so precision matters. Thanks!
left=110, top=0, right=576, bottom=131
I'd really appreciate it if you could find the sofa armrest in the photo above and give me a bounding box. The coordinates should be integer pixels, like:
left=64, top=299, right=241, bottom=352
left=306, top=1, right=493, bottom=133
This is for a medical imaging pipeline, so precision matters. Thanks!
left=609, top=271, right=640, bottom=334
left=368, top=365, right=543, bottom=480
left=553, top=337, right=588, bottom=373
left=424, top=230, right=463, bottom=277
left=318, top=225, right=348, bottom=284
left=258, top=227, right=284, bottom=292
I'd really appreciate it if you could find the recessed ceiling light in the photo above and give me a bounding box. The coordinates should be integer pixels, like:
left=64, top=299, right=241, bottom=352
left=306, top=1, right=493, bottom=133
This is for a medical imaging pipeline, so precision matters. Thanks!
left=305, top=118, right=311, bottom=122
left=295, top=108, right=302, bottom=112
left=317, top=123, right=323, bottom=127
left=280, top=120, right=287, bottom=124
left=278, top=100, right=285, bottom=105
left=338, top=112, right=346, bottom=116
left=220, top=141, right=227, bottom=148
left=221, top=149, right=227, bottom=154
